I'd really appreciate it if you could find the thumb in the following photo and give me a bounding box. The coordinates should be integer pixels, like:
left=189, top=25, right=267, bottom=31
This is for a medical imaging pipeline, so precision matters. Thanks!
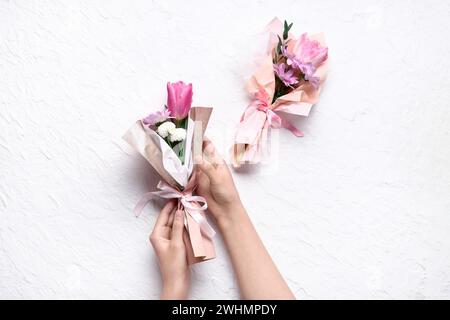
left=171, top=210, right=185, bottom=244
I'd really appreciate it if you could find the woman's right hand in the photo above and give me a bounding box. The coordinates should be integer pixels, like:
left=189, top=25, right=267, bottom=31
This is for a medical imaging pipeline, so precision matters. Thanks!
left=195, top=138, right=295, bottom=299
left=195, top=139, right=243, bottom=225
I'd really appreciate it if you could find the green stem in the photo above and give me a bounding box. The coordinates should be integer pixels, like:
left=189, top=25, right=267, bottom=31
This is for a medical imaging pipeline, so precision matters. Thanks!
left=272, top=75, right=286, bottom=104
left=173, top=118, right=188, bottom=164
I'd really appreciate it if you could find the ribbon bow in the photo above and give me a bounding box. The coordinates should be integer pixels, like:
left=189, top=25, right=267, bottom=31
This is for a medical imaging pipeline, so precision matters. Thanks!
left=134, top=181, right=216, bottom=239
left=244, top=89, right=304, bottom=137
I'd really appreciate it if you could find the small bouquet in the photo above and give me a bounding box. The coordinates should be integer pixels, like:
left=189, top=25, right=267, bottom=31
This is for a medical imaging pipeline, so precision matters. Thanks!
left=232, top=18, right=329, bottom=167
left=123, top=81, right=215, bottom=264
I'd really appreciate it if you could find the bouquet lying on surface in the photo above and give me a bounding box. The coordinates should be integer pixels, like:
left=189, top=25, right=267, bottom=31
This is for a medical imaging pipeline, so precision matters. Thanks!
left=123, top=81, right=215, bottom=264
left=232, top=18, right=329, bottom=167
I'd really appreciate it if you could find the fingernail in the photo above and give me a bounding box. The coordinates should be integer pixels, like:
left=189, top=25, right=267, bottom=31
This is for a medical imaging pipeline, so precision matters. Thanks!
left=175, top=210, right=183, bottom=218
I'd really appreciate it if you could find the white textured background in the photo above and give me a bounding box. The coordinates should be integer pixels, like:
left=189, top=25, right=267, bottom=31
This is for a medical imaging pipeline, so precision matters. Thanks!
left=1, top=0, right=450, bottom=299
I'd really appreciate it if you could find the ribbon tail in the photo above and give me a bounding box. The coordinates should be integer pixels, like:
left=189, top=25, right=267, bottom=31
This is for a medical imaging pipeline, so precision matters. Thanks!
left=184, top=209, right=216, bottom=262
left=280, top=116, right=304, bottom=137
left=133, top=192, right=157, bottom=217
left=185, top=208, right=216, bottom=239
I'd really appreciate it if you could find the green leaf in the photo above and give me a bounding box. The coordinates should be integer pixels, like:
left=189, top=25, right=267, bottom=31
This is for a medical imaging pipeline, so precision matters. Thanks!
left=283, top=20, right=292, bottom=40
left=276, top=35, right=282, bottom=54
left=283, top=20, right=294, bottom=40
left=283, top=20, right=288, bottom=40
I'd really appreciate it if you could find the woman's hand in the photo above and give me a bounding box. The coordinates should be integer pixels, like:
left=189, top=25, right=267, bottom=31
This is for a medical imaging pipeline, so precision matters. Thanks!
left=196, top=138, right=295, bottom=299
left=195, top=138, right=243, bottom=226
left=150, top=200, right=190, bottom=300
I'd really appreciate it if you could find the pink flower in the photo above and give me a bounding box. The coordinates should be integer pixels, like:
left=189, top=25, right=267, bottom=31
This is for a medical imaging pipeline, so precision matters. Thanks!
left=143, top=109, right=171, bottom=126
left=292, top=33, right=328, bottom=68
left=166, top=81, right=193, bottom=120
left=273, top=63, right=298, bottom=87
left=284, top=33, right=328, bottom=89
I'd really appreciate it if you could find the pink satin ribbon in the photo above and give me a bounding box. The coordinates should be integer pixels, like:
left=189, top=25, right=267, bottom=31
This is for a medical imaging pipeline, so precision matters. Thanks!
left=134, top=181, right=216, bottom=239
left=245, top=96, right=304, bottom=137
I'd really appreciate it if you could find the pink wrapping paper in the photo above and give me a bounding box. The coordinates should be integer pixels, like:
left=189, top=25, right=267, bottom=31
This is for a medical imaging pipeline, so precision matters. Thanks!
left=123, top=107, right=216, bottom=264
left=232, top=18, right=329, bottom=167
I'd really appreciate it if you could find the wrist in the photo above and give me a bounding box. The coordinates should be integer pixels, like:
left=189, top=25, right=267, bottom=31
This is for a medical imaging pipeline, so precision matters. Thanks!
left=216, top=202, right=248, bottom=231
left=161, top=279, right=189, bottom=300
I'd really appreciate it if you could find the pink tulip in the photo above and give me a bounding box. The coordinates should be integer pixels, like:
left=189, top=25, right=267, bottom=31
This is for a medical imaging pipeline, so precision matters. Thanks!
left=166, top=81, right=193, bottom=120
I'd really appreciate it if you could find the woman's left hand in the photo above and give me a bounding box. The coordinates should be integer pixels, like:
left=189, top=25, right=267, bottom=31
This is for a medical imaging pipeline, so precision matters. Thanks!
left=150, top=200, right=190, bottom=299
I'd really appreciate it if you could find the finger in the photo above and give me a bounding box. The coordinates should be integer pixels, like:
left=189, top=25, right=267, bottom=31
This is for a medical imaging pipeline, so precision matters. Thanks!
left=155, top=200, right=176, bottom=228
left=171, top=209, right=185, bottom=244
left=203, top=138, right=224, bottom=165
left=168, top=208, right=176, bottom=227
left=160, top=226, right=171, bottom=240
left=153, top=200, right=176, bottom=235
left=196, top=169, right=211, bottom=197
left=195, top=154, right=217, bottom=184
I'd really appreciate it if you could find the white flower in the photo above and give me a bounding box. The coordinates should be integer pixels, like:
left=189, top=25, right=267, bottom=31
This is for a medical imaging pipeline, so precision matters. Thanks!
left=169, top=128, right=187, bottom=142
left=156, top=121, right=176, bottom=138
